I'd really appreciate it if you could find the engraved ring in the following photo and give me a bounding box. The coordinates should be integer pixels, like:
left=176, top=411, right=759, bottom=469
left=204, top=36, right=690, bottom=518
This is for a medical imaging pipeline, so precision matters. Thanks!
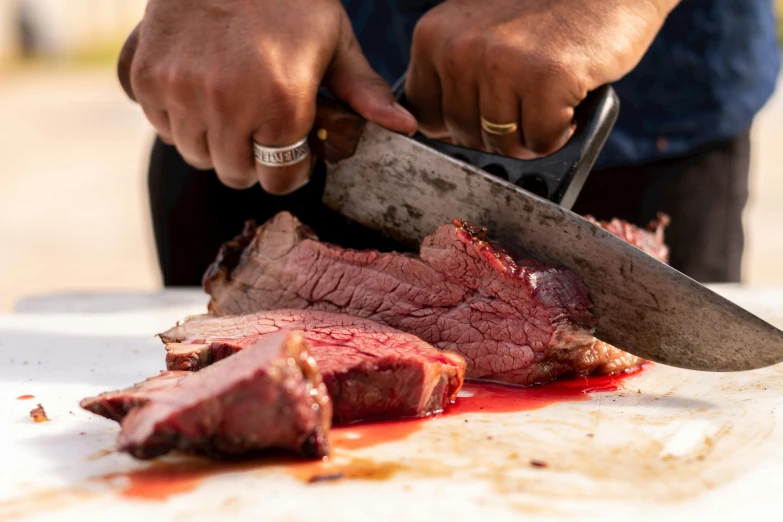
left=480, top=116, right=519, bottom=136
left=253, top=137, right=310, bottom=167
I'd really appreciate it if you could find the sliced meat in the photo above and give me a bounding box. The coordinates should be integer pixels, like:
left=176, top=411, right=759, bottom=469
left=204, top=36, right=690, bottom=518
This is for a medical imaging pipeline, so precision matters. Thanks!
left=203, top=212, right=645, bottom=385
left=587, top=213, right=670, bottom=263
left=498, top=340, right=645, bottom=384
left=160, top=310, right=466, bottom=424
left=80, top=331, right=331, bottom=460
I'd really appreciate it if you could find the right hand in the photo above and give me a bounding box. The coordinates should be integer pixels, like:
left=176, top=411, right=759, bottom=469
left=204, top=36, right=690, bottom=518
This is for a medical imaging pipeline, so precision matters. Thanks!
left=119, top=0, right=417, bottom=194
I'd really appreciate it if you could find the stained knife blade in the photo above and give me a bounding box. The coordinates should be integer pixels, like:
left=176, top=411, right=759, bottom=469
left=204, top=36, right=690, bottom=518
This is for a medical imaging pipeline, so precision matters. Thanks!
left=315, top=120, right=783, bottom=372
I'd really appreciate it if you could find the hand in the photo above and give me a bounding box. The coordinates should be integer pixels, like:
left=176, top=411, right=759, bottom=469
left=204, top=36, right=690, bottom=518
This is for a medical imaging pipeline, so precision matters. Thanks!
left=406, top=0, right=678, bottom=158
left=119, top=0, right=416, bottom=194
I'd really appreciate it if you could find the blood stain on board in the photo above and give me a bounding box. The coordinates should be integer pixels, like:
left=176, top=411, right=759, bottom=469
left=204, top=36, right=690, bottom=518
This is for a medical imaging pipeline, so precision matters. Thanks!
left=98, top=461, right=249, bottom=501
left=0, top=488, right=94, bottom=521
left=449, top=366, right=644, bottom=416
left=314, top=366, right=646, bottom=454
left=330, top=418, right=425, bottom=451
left=289, top=457, right=407, bottom=484
left=91, top=368, right=644, bottom=500
left=16, top=394, right=35, bottom=400
left=96, top=453, right=409, bottom=502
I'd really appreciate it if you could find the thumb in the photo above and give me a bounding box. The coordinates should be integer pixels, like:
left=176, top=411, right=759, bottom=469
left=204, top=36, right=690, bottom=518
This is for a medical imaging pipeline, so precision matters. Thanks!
left=324, top=33, right=418, bottom=136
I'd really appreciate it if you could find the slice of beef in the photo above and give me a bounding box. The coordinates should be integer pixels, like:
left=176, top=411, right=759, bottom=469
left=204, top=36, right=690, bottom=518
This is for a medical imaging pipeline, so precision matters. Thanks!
left=203, top=212, right=646, bottom=385
left=160, top=310, right=466, bottom=424
left=80, top=331, right=331, bottom=460
left=586, top=213, right=670, bottom=263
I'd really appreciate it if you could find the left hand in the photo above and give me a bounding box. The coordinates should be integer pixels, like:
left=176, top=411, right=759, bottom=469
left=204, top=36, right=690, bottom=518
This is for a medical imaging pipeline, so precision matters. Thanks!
left=406, top=0, right=678, bottom=158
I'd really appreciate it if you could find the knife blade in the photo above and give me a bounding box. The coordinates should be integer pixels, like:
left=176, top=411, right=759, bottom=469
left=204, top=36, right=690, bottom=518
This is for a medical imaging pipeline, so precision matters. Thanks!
left=308, top=99, right=783, bottom=372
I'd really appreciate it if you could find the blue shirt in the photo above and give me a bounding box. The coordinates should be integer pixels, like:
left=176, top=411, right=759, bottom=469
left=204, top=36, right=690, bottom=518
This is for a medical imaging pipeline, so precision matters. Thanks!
left=342, top=0, right=781, bottom=168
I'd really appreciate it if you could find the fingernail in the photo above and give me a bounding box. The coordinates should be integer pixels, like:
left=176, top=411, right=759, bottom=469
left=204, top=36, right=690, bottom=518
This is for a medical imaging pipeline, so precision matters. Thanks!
left=391, top=103, right=418, bottom=136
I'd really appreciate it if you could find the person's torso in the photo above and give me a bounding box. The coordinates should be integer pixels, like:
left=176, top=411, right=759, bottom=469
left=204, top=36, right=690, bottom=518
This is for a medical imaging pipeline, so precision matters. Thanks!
left=342, top=0, right=781, bottom=168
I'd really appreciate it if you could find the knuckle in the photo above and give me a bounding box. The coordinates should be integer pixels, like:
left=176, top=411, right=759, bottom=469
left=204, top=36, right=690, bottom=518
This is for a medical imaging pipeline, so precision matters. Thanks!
left=566, top=70, right=590, bottom=101
left=483, top=36, right=513, bottom=77
left=411, top=16, right=438, bottom=51
left=441, top=36, right=473, bottom=73
left=540, top=60, right=588, bottom=104
left=264, top=78, right=295, bottom=108
left=516, top=49, right=589, bottom=105
left=255, top=85, right=315, bottom=142
left=165, top=67, right=192, bottom=100
left=204, top=75, right=234, bottom=111
left=524, top=50, right=569, bottom=83
left=129, top=60, right=157, bottom=99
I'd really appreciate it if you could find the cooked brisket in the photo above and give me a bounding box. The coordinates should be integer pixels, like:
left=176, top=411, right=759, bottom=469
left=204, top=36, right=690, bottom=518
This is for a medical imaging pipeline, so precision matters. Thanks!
left=203, top=212, right=646, bottom=385
left=587, top=213, right=670, bottom=263
left=160, top=309, right=466, bottom=424
left=81, top=331, right=331, bottom=459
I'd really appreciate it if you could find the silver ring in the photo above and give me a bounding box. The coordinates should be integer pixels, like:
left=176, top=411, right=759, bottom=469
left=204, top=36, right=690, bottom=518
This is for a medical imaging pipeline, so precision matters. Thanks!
left=253, top=137, right=310, bottom=167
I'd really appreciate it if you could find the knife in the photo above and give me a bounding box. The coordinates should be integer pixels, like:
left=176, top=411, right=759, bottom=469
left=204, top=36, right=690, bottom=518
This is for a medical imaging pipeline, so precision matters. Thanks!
left=308, top=86, right=783, bottom=372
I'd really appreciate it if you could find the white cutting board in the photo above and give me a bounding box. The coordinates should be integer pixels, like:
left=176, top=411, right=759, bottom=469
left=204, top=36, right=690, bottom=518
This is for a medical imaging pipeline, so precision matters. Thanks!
left=1, top=286, right=783, bottom=522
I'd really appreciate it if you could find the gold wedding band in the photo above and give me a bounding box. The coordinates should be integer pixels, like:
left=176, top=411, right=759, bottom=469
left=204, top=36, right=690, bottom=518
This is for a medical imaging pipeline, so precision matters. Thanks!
left=480, top=116, right=519, bottom=136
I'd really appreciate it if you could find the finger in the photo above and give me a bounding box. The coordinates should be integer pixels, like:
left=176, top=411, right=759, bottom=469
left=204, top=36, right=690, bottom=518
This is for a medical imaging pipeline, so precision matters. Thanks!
left=405, top=59, right=447, bottom=139
left=169, top=114, right=212, bottom=170
left=520, top=90, right=576, bottom=155
left=208, top=124, right=257, bottom=189
left=326, top=32, right=417, bottom=136
left=253, top=151, right=314, bottom=195
left=118, top=22, right=140, bottom=102
left=130, top=51, right=174, bottom=145
left=441, top=75, right=482, bottom=149
left=251, top=92, right=317, bottom=195
left=140, top=106, right=174, bottom=145
left=478, top=77, right=533, bottom=158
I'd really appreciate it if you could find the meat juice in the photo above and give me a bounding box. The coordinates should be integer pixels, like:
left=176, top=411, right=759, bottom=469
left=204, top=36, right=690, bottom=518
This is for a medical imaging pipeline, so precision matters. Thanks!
left=329, top=367, right=643, bottom=448
left=450, top=369, right=643, bottom=415
left=101, top=368, right=643, bottom=500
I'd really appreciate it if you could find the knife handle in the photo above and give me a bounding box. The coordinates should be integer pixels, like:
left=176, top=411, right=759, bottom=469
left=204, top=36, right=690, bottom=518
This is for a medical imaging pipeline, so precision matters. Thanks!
left=391, top=75, right=619, bottom=210
left=309, top=95, right=367, bottom=163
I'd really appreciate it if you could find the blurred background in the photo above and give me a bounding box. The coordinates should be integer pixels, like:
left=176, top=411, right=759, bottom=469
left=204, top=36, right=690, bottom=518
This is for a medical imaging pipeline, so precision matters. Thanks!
left=0, top=0, right=781, bottom=312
